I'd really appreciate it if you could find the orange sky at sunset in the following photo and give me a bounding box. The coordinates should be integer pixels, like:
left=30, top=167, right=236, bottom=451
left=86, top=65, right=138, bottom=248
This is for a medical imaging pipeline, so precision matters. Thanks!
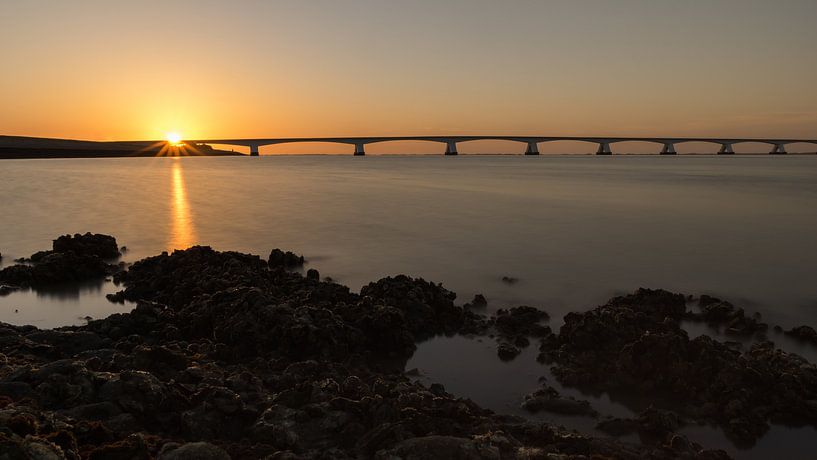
left=2, top=0, right=816, bottom=154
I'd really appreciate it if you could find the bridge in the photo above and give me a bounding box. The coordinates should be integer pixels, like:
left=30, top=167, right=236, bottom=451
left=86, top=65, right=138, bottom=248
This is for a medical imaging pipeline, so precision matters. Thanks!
left=188, top=136, right=817, bottom=156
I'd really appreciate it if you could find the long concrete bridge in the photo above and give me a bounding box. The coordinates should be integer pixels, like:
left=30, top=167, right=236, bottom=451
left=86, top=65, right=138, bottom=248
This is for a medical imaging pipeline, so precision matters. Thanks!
left=188, top=136, right=817, bottom=156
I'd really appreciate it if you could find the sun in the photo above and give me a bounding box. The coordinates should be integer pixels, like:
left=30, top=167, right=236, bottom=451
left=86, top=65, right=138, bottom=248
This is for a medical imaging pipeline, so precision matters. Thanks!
left=166, top=132, right=183, bottom=146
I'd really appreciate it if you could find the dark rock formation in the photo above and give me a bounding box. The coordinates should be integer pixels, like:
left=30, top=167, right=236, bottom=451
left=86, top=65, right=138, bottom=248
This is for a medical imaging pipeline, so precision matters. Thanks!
left=541, top=288, right=817, bottom=446
left=0, top=238, right=736, bottom=459
left=784, top=325, right=817, bottom=345
left=267, top=249, right=304, bottom=269
left=496, top=342, right=520, bottom=361
left=521, top=385, right=598, bottom=417
left=686, top=295, right=768, bottom=337
left=0, top=233, right=120, bottom=287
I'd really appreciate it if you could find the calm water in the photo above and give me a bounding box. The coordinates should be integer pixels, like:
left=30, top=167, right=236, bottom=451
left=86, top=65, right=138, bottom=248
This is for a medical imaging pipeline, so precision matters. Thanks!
left=2, top=155, right=816, bottom=458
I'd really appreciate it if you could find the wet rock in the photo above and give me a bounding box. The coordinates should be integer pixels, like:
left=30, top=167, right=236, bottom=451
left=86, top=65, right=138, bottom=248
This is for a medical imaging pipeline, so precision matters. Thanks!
left=360, top=275, right=463, bottom=338
left=494, top=306, right=550, bottom=339
left=500, top=276, right=518, bottom=285
left=158, top=442, right=231, bottom=460
left=687, top=295, right=768, bottom=337
left=52, top=233, right=121, bottom=260
left=496, top=343, right=520, bottom=361
left=470, top=294, right=487, bottom=308
left=0, top=284, right=20, bottom=296
left=306, top=268, right=320, bottom=281
left=785, top=325, right=817, bottom=345
left=547, top=288, right=817, bottom=445
left=374, top=435, right=500, bottom=459
left=268, top=249, right=304, bottom=269
left=0, top=252, right=112, bottom=287
left=521, top=385, right=598, bottom=417
left=0, top=237, right=743, bottom=459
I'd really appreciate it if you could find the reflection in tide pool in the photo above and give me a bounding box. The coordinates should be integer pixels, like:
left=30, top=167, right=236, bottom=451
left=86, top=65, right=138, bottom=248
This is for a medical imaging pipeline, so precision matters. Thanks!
left=168, top=159, right=197, bottom=251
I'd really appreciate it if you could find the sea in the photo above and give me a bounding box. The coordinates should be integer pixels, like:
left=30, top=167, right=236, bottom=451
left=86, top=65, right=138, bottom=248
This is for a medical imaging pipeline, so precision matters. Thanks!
left=1, top=154, right=816, bottom=458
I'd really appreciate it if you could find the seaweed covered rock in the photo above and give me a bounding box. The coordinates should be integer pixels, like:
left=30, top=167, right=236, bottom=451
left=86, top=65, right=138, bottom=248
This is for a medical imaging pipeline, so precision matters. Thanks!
left=360, top=275, right=463, bottom=338
left=784, top=325, right=817, bottom=345
left=0, top=238, right=740, bottom=459
left=52, top=233, right=121, bottom=260
left=268, top=249, right=304, bottom=269
left=0, top=232, right=119, bottom=287
left=521, top=385, right=598, bottom=417
left=112, top=246, right=271, bottom=308
left=544, top=288, right=817, bottom=446
left=494, top=306, right=550, bottom=339
left=686, top=295, right=768, bottom=337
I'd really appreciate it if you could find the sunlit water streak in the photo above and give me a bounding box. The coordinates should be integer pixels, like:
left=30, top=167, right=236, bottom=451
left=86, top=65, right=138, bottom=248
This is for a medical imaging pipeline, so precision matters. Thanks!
left=168, top=159, right=197, bottom=251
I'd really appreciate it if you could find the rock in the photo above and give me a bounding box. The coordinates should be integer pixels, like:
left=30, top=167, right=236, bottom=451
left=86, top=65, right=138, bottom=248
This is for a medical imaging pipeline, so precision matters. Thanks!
left=500, top=276, right=518, bottom=285
left=158, top=442, right=231, bottom=460
left=52, top=233, right=121, bottom=259
left=785, top=325, right=817, bottom=345
left=547, top=288, right=817, bottom=445
left=268, top=249, right=304, bottom=269
left=470, top=294, right=487, bottom=308
left=494, top=306, right=550, bottom=339
left=687, top=295, right=768, bottom=337
left=306, top=268, right=320, bottom=281
left=496, top=343, right=520, bottom=361
left=521, top=385, right=598, bottom=417
left=0, top=284, right=20, bottom=296
left=374, top=435, right=500, bottom=460
left=360, top=275, right=463, bottom=339
left=0, top=236, right=746, bottom=459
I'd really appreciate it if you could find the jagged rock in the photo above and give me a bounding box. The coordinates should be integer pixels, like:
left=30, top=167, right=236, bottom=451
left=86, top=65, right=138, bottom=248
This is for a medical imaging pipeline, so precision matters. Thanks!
left=158, top=442, right=231, bottom=460
left=374, top=435, right=500, bottom=459
left=546, top=288, right=817, bottom=446
left=494, top=306, right=550, bottom=338
left=0, top=284, right=20, bottom=296
left=470, top=294, right=487, bottom=308
left=0, top=237, right=744, bottom=459
left=686, top=295, right=768, bottom=337
left=360, top=275, right=463, bottom=338
left=52, top=233, right=121, bottom=260
left=785, top=325, right=817, bottom=345
left=496, top=343, right=520, bottom=361
left=521, top=385, right=598, bottom=417
left=268, top=249, right=304, bottom=269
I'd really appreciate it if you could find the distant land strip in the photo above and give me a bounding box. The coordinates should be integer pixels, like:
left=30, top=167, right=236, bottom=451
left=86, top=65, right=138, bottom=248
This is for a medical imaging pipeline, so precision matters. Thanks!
left=0, top=136, right=239, bottom=159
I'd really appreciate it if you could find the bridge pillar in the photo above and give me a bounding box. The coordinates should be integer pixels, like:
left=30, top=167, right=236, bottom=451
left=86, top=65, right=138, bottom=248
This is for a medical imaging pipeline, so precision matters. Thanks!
left=249, top=145, right=259, bottom=156
left=769, top=143, right=788, bottom=155
left=718, top=143, right=734, bottom=154
left=596, top=142, right=612, bottom=155
left=354, top=143, right=366, bottom=156
left=660, top=143, right=677, bottom=155
left=444, top=141, right=458, bottom=156
left=525, top=142, right=540, bottom=155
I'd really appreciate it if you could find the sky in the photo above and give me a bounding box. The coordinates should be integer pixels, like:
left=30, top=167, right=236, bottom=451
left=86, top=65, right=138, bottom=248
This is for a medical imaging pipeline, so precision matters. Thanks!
left=1, top=0, right=816, bottom=154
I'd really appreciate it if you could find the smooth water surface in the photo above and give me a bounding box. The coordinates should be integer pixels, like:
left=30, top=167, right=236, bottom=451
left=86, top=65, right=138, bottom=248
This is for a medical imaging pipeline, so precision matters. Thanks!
left=1, top=155, right=816, bottom=457
left=2, top=155, right=816, bottom=328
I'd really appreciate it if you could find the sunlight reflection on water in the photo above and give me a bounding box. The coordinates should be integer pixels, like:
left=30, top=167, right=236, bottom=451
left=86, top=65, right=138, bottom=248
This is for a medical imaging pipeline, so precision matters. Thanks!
left=168, top=159, right=197, bottom=251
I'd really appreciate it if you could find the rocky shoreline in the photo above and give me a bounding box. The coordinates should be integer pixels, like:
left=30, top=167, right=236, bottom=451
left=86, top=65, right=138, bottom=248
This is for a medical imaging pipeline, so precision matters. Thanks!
left=1, top=234, right=816, bottom=459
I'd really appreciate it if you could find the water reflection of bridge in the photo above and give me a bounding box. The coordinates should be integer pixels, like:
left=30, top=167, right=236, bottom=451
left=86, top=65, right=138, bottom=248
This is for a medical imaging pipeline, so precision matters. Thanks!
left=188, top=136, right=817, bottom=156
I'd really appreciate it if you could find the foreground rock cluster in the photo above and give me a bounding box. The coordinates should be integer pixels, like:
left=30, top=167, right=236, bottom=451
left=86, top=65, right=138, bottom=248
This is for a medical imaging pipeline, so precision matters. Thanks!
left=2, top=234, right=812, bottom=458
left=539, top=289, right=817, bottom=447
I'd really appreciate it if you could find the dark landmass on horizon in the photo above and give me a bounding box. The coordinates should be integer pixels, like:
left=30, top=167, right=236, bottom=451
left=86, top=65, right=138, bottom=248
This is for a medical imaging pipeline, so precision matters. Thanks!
left=0, top=135, right=241, bottom=159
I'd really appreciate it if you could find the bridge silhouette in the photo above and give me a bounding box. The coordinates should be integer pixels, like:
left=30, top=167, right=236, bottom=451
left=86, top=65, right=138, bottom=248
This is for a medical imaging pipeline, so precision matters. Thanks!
left=188, top=136, right=817, bottom=156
